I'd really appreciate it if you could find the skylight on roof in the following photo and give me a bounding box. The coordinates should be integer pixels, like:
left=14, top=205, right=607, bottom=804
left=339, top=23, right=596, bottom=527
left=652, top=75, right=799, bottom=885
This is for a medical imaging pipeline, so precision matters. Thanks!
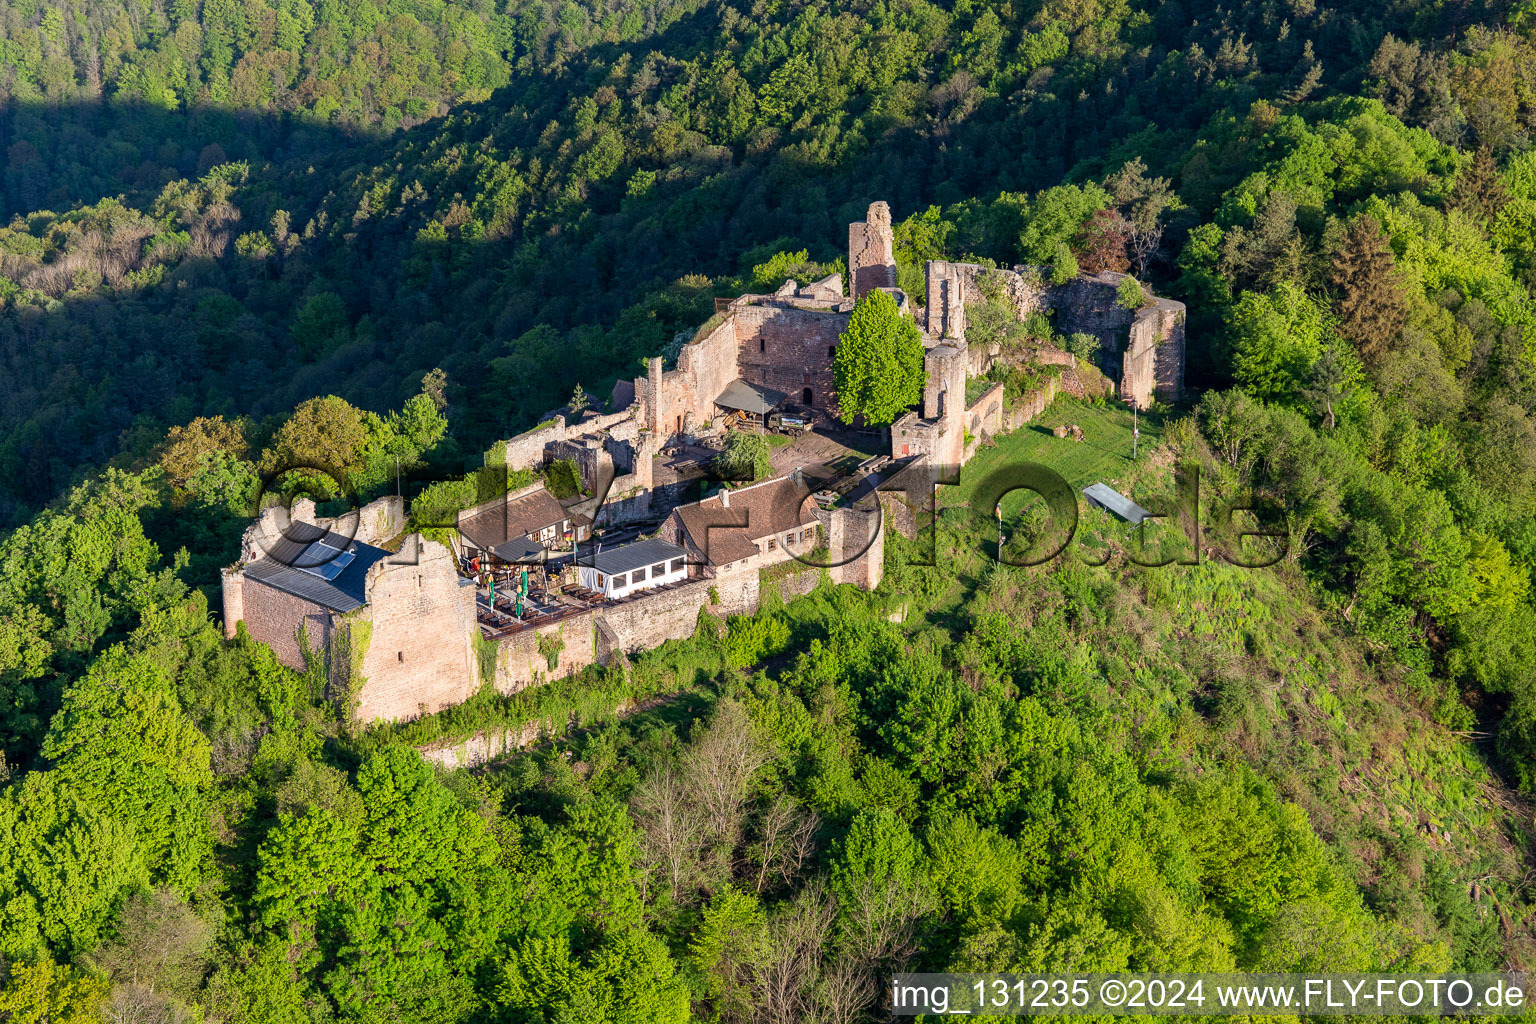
left=296, top=538, right=356, bottom=579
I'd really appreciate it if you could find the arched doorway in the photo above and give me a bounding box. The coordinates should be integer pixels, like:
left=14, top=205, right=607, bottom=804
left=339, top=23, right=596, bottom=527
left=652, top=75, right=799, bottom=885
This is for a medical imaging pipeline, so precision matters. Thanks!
left=802, top=388, right=814, bottom=407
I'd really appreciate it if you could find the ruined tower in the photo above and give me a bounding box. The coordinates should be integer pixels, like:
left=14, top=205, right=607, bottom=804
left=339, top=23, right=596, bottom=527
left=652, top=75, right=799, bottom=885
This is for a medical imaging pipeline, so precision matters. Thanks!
left=848, top=201, right=897, bottom=301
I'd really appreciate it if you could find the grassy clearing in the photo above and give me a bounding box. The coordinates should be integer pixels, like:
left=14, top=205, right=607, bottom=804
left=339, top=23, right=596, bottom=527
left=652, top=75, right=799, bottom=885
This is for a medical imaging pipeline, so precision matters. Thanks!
left=951, top=396, right=1166, bottom=517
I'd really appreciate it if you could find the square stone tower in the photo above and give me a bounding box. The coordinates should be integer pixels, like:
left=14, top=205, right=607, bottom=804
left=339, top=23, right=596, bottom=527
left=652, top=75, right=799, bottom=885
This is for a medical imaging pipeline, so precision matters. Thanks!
left=848, top=201, right=897, bottom=300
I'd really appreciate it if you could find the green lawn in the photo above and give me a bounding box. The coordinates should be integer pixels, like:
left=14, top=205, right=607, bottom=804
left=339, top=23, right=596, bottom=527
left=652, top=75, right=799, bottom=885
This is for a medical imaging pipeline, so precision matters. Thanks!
left=951, top=397, right=1165, bottom=517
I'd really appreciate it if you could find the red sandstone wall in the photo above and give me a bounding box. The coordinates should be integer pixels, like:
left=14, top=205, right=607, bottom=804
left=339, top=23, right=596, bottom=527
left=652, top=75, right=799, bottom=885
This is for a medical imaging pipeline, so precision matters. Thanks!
left=494, top=615, right=600, bottom=693
left=355, top=540, right=479, bottom=723
left=600, top=576, right=721, bottom=651
left=967, top=382, right=1005, bottom=438
left=240, top=579, right=331, bottom=671
left=677, top=316, right=742, bottom=426
left=733, top=306, right=846, bottom=412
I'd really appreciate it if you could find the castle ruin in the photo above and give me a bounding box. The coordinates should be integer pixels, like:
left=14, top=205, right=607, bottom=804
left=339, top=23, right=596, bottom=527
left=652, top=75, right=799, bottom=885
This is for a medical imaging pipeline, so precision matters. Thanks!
left=223, top=201, right=1186, bottom=726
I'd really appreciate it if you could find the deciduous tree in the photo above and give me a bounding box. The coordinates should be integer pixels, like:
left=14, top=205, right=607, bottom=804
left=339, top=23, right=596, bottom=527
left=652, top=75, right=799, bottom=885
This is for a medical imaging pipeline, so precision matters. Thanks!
left=833, top=291, right=925, bottom=427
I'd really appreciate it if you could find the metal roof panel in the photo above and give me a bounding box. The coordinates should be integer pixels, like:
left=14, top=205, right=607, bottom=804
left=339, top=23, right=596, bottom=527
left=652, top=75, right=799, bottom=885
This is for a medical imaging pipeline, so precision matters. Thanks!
left=1082, top=482, right=1153, bottom=525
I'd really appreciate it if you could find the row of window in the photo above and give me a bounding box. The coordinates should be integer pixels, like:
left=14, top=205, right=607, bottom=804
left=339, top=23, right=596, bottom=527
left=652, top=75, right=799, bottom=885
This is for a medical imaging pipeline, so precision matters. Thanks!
left=598, top=557, right=686, bottom=590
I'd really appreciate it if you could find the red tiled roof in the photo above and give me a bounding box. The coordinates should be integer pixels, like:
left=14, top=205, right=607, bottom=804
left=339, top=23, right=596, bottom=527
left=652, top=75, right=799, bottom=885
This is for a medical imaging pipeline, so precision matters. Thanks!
left=671, top=476, right=817, bottom=566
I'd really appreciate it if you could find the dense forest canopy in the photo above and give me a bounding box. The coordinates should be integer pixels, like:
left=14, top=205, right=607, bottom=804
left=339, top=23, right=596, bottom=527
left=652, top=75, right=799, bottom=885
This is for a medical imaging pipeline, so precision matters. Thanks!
left=4, top=0, right=1536, bottom=1019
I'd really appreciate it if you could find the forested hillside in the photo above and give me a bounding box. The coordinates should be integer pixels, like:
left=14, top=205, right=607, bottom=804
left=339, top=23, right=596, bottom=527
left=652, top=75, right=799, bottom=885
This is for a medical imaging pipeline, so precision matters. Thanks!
left=4, top=0, right=1536, bottom=1019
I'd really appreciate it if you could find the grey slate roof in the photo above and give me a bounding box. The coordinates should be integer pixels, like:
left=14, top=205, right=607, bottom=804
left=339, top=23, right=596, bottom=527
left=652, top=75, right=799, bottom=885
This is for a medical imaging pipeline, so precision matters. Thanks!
left=492, top=536, right=548, bottom=563
left=1082, top=483, right=1153, bottom=525
left=714, top=379, right=787, bottom=416
left=242, top=521, right=393, bottom=612
left=586, top=537, right=688, bottom=576
left=460, top=486, right=568, bottom=550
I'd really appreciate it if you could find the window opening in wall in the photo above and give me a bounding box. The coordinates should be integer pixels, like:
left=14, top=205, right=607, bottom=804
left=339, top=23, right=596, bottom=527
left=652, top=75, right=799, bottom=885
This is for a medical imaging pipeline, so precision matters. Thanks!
left=397, top=651, right=403, bottom=662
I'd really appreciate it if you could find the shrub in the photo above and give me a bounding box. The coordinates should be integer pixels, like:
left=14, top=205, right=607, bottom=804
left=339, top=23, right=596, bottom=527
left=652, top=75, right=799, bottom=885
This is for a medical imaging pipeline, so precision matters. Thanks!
left=722, top=614, right=791, bottom=669
left=1065, top=332, right=1101, bottom=362
left=714, top=430, right=773, bottom=483
left=1116, top=276, right=1145, bottom=310
left=545, top=458, right=583, bottom=499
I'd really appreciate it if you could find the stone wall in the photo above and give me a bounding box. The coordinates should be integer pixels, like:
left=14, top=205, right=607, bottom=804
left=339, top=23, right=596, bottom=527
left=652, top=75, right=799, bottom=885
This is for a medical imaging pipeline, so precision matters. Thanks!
left=1121, top=316, right=1160, bottom=411
left=849, top=201, right=897, bottom=300
left=338, top=495, right=404, bottom=547
left=354, top=539, right=478, bottom=723
left=499, top=420, right=565, bottom=473
left=487, top=573, right=751, bottom=693
left=418, top=721, right=549, bottom=770
left=891, top=413, right=946, bottom=462
left=873, top=459, right=940, bottom=540
left=1151, top=300, right=1186, bottom=404
left=547, top=435, right=607, bottom=489
left=829, top=504, right=883, bottom=590
left=898, top=340, right=968, bottom=467
left=712, top=564, right=762, bottom=616
left=639, top=312, right=742, bottom=437
left=221, top=569, right=244, bottom=639
left=239, top=577, right=331, bottom=670
left=493, top=614, right=601, bottom=693
left=1047, top=272, right=1185, bottom=408
left=1049, top=272, right=1137, bottom=356
left=966, top=382, right=1006, bottom=440
left=593, top=480, right=655, bottom=526
left=924, top=260, right=1049, bottom=340
left=733, top=305, right=847, bottom=412
left=601, top=576, right=719, bottom=652
left=1006, top=375, right=1062, bottom=430
left=499, top=409, right=637, bottom=472
left=764, top=565, right=824, bottom=602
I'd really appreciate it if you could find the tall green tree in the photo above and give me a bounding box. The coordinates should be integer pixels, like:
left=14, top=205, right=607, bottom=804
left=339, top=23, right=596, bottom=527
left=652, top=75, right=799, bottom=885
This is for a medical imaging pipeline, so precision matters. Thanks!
left=833, top=291, right=925, bottom=427
left=1329, top=215, right=1408, bottom=366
